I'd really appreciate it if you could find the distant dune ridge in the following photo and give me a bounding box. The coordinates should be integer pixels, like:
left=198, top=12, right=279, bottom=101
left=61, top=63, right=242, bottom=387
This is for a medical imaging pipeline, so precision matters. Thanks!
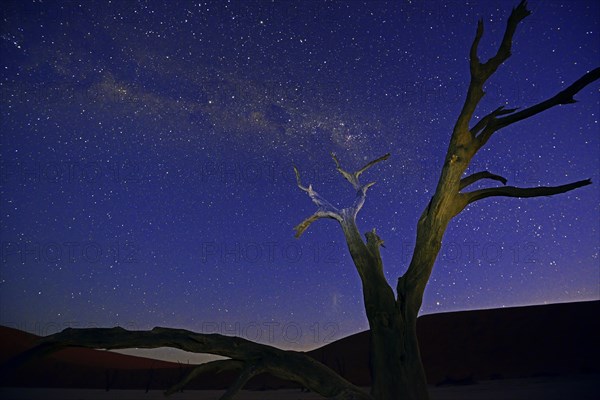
left=1, top=301, right=598, bottom=391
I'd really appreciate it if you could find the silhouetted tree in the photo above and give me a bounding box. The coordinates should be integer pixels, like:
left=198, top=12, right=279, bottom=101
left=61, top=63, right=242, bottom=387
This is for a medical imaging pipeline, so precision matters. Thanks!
left=5, top=2, right=597, bottom=400
left=291, top=2, right=595, bottom=398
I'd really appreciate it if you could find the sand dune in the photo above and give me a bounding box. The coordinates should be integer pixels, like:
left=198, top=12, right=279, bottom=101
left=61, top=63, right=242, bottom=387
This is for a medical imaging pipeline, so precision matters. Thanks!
left=308, top=300, right=600, bottom=385
left=1, top=301, right=598, bottom=397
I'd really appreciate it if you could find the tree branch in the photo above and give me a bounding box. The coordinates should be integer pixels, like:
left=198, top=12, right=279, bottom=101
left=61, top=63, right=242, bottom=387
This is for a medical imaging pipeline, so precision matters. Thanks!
left=460, top=171, right=508, bottom=191
left=293, top=166, right=340, bottom=213
left=473, top=68, right=600, bottom=148
left=220, top=361, right=265, bottom=400
left=294, top=210, right=342, bottom=238
left=294, top=154, right=389, bottom=237
left=332, top=153, right=390, bottom=190
left=494, top=67, right=600, bottom=129
left=293, top=166, right=343, bottom=238
left=355, top=153, right=391, bottom=180
left=465, top=179, right=591, bottom=205
left=456, top=1, right=530, bottom=135
left=479, top=1, right=531, bottom=78
left=352, top=181, right=376, bottom=217
left=468, top=19, right=484, bottom=75
left=4, top=327, right=372, bottom=400
left=165, top=359, right=244, bottom=396
left=331, top=153, right=390, bottom=219
left=331, top=153, right=358, bottom=189
left=469, top=106, right=518, bottom=137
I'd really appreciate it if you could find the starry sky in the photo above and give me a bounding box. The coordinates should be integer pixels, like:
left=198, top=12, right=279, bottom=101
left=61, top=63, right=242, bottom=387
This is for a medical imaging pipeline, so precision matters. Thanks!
left=1, top=0, right=598, bottom=362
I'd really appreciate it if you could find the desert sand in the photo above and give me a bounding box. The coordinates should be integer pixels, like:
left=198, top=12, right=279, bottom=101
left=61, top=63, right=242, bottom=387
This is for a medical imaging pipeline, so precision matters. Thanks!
left=1, top=301, right=598, bottom=399
left=2, top=375, right=599, bottom=400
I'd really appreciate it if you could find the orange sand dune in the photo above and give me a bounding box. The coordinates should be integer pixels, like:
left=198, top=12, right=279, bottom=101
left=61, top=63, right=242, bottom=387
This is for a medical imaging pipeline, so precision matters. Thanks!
left=1, top=301, right=598, bottom=390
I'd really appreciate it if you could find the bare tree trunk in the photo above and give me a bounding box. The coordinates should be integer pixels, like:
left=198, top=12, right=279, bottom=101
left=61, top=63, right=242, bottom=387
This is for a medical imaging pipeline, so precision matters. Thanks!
left=339, top=203, right=431, bottom=399
left=366, top=297, right=428, bottom=400
left=294, top=158, right=433, bottom=399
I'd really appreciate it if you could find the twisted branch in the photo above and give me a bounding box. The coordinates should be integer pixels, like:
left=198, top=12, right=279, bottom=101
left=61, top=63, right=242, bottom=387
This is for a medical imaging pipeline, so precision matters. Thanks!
left=294, top=154, right=389, bottom=237
left=2, top=327, right=372, bottom=400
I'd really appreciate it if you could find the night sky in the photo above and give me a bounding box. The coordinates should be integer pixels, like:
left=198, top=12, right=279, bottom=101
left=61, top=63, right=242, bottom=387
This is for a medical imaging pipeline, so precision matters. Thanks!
left=1, top=1, right=598, bottom=362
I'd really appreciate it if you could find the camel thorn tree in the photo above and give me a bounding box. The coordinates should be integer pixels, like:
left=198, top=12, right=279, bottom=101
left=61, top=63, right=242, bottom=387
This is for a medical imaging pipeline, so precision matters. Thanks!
left=3, top=2, right=598, bottom=400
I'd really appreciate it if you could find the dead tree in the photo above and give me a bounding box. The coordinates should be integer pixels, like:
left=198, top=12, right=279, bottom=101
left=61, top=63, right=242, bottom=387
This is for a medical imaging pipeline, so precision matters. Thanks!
left=291, top=3, right=595, bottom=398
left=2, top=2, right=597, bottom=400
